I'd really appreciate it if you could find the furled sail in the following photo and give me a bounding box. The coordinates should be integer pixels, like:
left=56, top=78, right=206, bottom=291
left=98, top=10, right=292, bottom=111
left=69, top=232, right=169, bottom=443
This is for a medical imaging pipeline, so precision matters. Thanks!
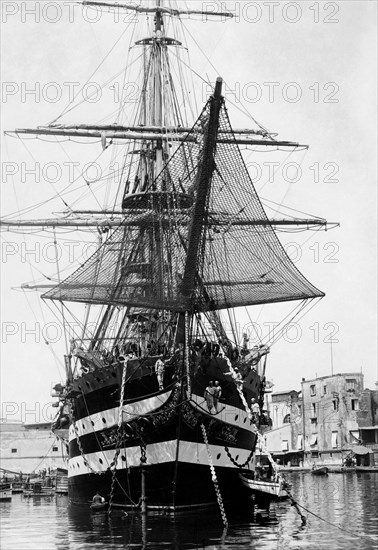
left=42, top=96, right=324, bottom=310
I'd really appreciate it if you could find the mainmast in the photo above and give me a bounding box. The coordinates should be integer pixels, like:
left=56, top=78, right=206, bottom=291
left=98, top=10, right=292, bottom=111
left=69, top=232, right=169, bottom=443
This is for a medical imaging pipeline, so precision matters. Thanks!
left=152, top=0, right=164, bottom=178
left=2, top=1, right=335, bottom=364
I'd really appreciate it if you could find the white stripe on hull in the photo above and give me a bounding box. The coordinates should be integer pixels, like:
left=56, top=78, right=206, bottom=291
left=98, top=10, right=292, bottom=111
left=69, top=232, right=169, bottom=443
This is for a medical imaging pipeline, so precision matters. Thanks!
left=190, top=393, right=257, bottom=434
left=69, top=390, right=255, bottom=442
left=68, top=390, right=172, bottom=442
left=68, top=440, right=254, bottom=478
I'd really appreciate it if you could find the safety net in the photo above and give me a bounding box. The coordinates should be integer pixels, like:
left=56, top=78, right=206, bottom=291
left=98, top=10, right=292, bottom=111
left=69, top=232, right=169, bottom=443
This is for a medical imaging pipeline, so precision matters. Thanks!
left=42, top=97, right=324, bottom=310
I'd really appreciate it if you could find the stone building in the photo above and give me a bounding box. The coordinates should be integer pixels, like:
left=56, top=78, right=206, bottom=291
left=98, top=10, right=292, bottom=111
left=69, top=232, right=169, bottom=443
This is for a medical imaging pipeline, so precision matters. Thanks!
left=264, top=373, right=377, bottom=467
left=356, top=385, right=378, bottom=466
left=301, top=373, right=364, bottom=465
left=264, top=390, right=304, bottom=466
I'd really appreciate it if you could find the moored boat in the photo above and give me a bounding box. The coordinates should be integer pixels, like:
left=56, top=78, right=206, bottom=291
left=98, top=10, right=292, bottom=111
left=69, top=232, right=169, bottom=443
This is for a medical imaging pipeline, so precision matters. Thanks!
left=11, top=481, right=24, bottom=494
left=311, top=466, right=329, bottom=476
left=0, top=483, right=12, bottom=502
left=23, top=480, right=55, bottom=498
left=239, top=472, right=288, bottom=500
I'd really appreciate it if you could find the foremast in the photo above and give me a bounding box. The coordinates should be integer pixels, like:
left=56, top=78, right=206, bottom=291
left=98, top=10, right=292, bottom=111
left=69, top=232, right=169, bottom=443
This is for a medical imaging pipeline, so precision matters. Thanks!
left=175, top=78, right=224, bottom=347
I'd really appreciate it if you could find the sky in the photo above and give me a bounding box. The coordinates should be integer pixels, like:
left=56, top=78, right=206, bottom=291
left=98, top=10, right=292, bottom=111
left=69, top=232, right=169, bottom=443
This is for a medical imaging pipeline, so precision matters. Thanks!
left=0, top=0, right=377, bottom=424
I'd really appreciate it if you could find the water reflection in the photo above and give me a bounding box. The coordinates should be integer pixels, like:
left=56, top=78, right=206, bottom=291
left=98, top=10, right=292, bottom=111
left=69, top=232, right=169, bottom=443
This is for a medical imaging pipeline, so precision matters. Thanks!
left=67, top=505, right=234, bottom=549
left=1, top=474, right=377, bottom=549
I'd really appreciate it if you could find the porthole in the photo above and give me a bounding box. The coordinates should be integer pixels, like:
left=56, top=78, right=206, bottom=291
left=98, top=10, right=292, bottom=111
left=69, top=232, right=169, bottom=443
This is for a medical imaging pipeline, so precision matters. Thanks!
left=243, top=418, right=247, bottom=423
left=216, top=453, right=221, bottom=460
left=77, top=462, right=80, bottom=468
left=234, top=415, right=239, bottom=421
left=121, top=455, right=126, bottom=461
left=86, top=381, right=90, bottom=388
left=96, top=377, right=101, bottom=383
left=82, top=424, right=85, bottom=430
left=102, top=417, right=106, bottom=423
left=235, top=455, right=239, bottom=461
left=99, top=458, right=103, bottom=464
left=91, top=420, right=95, bottom=426
left=111, top=372, right=117, bottom=378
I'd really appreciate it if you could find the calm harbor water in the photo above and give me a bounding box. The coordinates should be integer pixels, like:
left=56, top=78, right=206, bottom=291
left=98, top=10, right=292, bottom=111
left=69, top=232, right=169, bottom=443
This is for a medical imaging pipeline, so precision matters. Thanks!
left=1, top=472, right=377, bottom=550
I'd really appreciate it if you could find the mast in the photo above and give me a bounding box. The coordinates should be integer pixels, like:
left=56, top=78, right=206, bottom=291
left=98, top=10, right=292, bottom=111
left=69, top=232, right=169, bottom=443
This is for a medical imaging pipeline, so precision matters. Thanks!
left=175, top=78, right=223, bottom=344
left=180, top=78, right=223, bottom=304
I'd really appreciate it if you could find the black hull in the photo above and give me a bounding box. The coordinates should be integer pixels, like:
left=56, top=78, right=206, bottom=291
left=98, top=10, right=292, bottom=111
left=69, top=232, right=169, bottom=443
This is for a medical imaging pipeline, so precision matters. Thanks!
left=69, top=462, right=253, bottom=510
left=64, top=358, right=265, bottom=510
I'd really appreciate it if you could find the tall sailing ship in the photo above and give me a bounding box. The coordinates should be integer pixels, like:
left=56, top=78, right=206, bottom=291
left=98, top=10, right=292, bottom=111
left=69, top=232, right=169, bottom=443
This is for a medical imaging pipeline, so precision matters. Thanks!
left=2, top=0, right=333, bottom=512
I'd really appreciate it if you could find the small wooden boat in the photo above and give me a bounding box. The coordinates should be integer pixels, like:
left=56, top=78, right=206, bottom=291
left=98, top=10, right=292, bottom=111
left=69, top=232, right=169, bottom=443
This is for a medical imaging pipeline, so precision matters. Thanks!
left=311, top=466, right=328, bottom=476
left=0, top=483, right=12, bottom=502
left=11, top=481, right=24, bottom=493
left=23, top=481, right=55, bottom=497
left=239, top=472, right=288, bottom=499
left=23, top=489, right=55, bottom=497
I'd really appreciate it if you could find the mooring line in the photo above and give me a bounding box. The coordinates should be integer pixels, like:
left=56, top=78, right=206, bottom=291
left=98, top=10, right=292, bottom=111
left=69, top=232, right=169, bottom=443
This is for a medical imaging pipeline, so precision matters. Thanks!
left=292, top=501, right=375, bottom=542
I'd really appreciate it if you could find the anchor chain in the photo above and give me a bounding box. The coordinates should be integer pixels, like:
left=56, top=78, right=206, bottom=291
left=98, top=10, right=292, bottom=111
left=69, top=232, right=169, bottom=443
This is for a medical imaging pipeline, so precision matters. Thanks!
left=108, top=359, right=128, bottom=515
left=140, top=440, right=147, bottom=464
left=224, top=446, right=255, bottom=469
left=70, top=401, right=105, bottom=476
left=200, top=423, right=228, bottom=528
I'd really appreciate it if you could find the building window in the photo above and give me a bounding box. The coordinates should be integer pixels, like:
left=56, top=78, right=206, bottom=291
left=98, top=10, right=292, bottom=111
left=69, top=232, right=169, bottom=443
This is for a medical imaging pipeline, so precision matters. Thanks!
left=332, top=431, right=338, bottom=448
left=52, top=446, right=58, bottom=452
left=333, top=399, right=339, bottom=411
left=346, top=378, right=357, bottom=391
left=283, top=414, right=291, bottom=423
left=311, top=451, right=319, bottom=458
left=11, top=448, right=17, bottom=453
left=310, top=384, right=316, bottom=396
left=351, top=399, right=359, bottom=411
left=323, top=385, right=327, bottom=394
left=310, top=434, right=318, bottom=446
left=311, top=403, right=316, bottom=416
left=311, top=418, right=317, bottom=424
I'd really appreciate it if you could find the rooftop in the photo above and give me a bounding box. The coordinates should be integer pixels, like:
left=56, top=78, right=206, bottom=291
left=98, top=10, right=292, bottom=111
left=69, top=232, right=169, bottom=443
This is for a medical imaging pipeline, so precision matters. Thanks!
left=301, top=373, right=363, bottom=384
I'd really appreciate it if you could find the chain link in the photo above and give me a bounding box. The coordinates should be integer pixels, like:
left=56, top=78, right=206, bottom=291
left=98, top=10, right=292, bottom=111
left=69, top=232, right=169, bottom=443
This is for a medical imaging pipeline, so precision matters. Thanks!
left=224, top=446, right=254, bottom=469
left=200, top=423, right=228, bottom=528
left=108, top=359, right=128, bottom=514
left=140, top=439, right=147, bottom=464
